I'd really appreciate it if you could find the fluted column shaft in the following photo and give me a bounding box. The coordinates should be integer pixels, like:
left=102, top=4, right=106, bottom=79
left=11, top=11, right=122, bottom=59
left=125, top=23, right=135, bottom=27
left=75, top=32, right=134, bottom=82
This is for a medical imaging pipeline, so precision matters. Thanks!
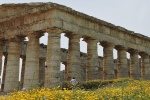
left=66, top=34, right=81, bottom=81
left=1, top=53, right=7, bottom=92
left=116, top=46, right=128, bottom=78
left=129, top=50, right=140, bottom=79
left=140, top=54, right=150, bottom=80
left=44, top=30, right=62, bottom=88
left=23, top=33, right=42, bottom=89
left=0, top=41, right=4, bottom=77
left=101, top=42, right=114, bottom=80
left=4, top=37, right=23, bottom=92
left=62, top=62, right=67, bottom=81
left=39, top=58, right=45, bottom=87
left=20, top=56, right=26, bottom=89
left=86, top=39, right=99, bottom=81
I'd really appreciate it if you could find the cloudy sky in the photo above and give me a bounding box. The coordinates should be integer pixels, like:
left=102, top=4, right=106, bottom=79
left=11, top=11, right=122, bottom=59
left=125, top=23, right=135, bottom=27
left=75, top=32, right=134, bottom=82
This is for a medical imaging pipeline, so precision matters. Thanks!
left=0, top=0, right=150, bottom=56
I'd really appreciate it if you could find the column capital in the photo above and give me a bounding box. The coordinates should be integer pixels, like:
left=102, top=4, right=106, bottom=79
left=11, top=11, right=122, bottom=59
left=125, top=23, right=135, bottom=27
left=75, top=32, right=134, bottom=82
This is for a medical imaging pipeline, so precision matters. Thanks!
left=8, top=36, right=25, bottom=42
left=115, top=45, right=126, bottom=51
left=46, top=29, right=63, bottom=34
left=20, top=55, right=26, bottom=59
left=65, top=33, right=80, bottom=40
left=100, top=41, right=114, bottom=47
left=82, top=37, right=98, bottom=43
left=128, top=49, right=139, bottom=54
left=28, top=31, right=44, bottom=39
left=39, top=57, right=46, bottom=61
left=0, top=39, right=6, bottom=45
left=139, top=52, right=149, bottom=58
left=62, top=62, right=67, bottom=66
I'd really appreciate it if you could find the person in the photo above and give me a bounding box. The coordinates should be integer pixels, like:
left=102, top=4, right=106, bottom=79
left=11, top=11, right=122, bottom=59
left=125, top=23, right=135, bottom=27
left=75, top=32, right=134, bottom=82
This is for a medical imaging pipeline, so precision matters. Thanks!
left=70, top=77, right=78, bottom=86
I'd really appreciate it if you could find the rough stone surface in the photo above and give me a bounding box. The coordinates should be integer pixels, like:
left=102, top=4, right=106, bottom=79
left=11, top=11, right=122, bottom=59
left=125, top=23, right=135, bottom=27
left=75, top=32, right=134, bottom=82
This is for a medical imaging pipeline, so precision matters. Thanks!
left=20, top=56, right=26, bottom=89
left=85, top=39, right=99, bottom=80
left=140, top=54, right=150, bottom=80
left=101, top=42, right=115, bottom=80
left=23, top=33, right=42, bottom=89
left=44, top=30, right=61, bottom=88
left=0, top=2, right=150, bottom=92
left=66, top=34, right=81, bottom=81
left=129, top=50, right=140, bottom=79
left=4, top=37, right=23, bottom=92
left=116, top=46, right=128, bottom=78
left=39, top=58, right=45, bottom=87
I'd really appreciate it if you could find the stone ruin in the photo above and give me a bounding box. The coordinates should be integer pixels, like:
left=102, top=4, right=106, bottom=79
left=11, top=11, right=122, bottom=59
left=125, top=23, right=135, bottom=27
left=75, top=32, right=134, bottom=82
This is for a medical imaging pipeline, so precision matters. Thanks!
left=0, top=2, right=150, bottom=92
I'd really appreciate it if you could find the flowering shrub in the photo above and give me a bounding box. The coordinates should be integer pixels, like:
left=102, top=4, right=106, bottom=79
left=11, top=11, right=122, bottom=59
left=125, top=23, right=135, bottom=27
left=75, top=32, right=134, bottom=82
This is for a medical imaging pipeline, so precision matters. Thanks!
left=1, top=78, right=150, bottom=100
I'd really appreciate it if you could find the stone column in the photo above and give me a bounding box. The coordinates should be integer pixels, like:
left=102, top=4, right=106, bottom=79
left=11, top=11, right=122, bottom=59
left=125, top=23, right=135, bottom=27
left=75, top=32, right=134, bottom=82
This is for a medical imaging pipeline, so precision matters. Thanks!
left=0, top=41, right=4, bottom=77
left=4, top=36, right=24, bottom=92
left=101, top=42, right=114, bottom=80
left=129, top=50, right=140, bottom=79
left=98, top=57, right=104, bottom=80
left=20, top=56, right=26, bottom=89
left=44, top=29, right=62, bottom=88
left=85, top=38, right=99, bottom=81
left=1, top=53, right=7, bottom=92
left=62, top=62, right=67, bottom=81
left=115, top=46, right=128, bottom=78
left=140, top=53, right=150, bottom=80
left=66, top=34, right=81, bottom=81
left=23, top=32, right=43, bottom=89
left=39, top=57, right=45, bottom=87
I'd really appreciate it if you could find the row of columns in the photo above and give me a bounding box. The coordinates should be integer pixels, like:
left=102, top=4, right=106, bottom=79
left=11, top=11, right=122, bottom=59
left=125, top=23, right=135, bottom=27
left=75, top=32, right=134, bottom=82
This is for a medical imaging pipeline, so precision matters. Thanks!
left=0, top=29, right=150, bottom=92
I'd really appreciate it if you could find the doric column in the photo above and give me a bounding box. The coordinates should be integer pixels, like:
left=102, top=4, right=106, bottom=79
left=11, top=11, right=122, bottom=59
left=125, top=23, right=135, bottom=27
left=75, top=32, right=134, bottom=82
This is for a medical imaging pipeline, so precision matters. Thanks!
left=62, top=62, right=67, bottom=81
left=20, top=56, right=26, bottom=89
left=115, top=46, right=128, bottom=78
left=66, top=34, right=81, bottom=81
left=44, top=29, right=62, bottom=88
left=98, top=57, right=104, bottom=80
left=4, top=36, right=24, bottom=92
left=85, top=38, right=99, bottom=81
left=139, top=58, right=142, bottom=78
left=129, top=49, right=140, bottom=79
left=0, top=41, right=4, bottom=77
left=1, top=53, right=7, bottom=92
left=39, top=57, right=46, bottom=87
left=101, top=42, right=114, bottom=80
left=67, top=34, right=81, bottom=81
left=140, top=53, right=150, bottom=80
left=23, top=32, right=43, bottom=89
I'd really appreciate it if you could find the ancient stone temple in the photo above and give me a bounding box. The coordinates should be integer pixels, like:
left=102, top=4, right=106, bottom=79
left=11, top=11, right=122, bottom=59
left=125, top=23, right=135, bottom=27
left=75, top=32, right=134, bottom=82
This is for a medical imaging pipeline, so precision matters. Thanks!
left=0, top=2, right=150, bottom=92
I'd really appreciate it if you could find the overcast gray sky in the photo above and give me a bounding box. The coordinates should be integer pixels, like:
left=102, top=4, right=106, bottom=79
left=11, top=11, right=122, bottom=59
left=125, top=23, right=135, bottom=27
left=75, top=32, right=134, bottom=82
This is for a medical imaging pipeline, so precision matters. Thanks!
left=0, top=0, right=150, bottom=55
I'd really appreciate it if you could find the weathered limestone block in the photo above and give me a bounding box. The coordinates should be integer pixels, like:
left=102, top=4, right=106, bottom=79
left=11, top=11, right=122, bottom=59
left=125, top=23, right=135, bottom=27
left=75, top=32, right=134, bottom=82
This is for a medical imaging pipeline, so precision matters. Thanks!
left=101, top=42, right=115, bottom=80
left=0, top=41, right=4, bottom=77
left=62, top=62, right=67, bottom=81
left=85, top=38, right=99, bottom=80
left=98, top=57, right=103, bottom=80
left=80, top=54, right=87, bottom=81
left=4, top=36, right=24, bottom=92
left=66, top=34, right=81, bottom=81
left=23, top=32, right=43, bottom=89
left=39, top=57, right=45, bottom=87
left=1, top=53, right=7, bottom=92
left=129, top=50, right=140, bottom=79
left=116, top=46, right=128, bottom=78
left=44, top=29, right=62, bottom=88
left=20, top=56, right=26, bottom=89
left=140, top=53, right=150, bottom=80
